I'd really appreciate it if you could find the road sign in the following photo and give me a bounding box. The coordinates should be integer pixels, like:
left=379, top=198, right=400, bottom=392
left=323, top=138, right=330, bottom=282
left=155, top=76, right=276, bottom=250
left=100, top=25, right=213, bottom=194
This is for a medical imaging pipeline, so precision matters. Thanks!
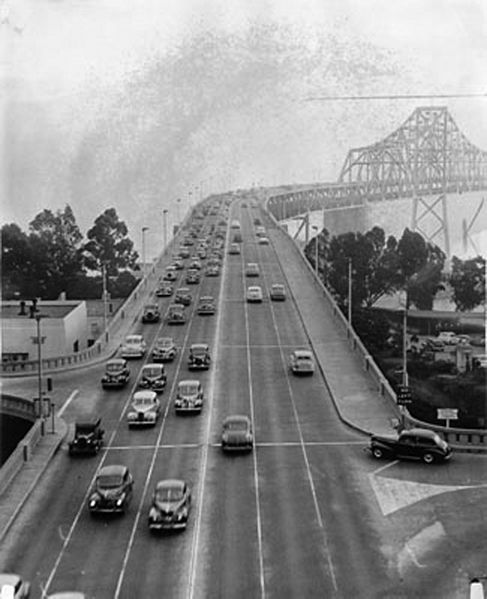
left=396, top=385, right=412, bottom=405
left=437, top=408, right=458, bottom=420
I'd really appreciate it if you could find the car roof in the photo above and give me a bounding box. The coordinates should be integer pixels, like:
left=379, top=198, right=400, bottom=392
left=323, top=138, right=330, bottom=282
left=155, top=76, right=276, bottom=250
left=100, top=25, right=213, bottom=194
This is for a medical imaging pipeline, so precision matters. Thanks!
left=126, top=334, right=143, bottom=341
left=107, top=358, right=126, bottom=366
left=403, top=428, right=439, bottom=438
left=75, top=417, right=101, bottom=427
left=98, top=464, right=127, bottom=477
left=156, top=479, right=186, bottom=491
left=46, top=593, right=86, bottom=599
left=293, top=349, right=313, bottom=358
left=271, top=283, right=284, bottom=289
left=133, top=390, right=158, bottom=400
left=178, top=287, right=190, bottom=292
left=200, top=296, right=214, bottom=301
left=223, top=415, right=250, bottom=425
left=0, top=574, right=21, bottom=585
left=179, top=379, right=200, bottom=386
left=142, top=363, right=163, bottom=370
left=247, top=262, right=258, bottom=267
left=191, top=343, right=209, bottom=350
left=157, top=336, right=174, bottom=343
left=248, top=285, right=262, bottom=291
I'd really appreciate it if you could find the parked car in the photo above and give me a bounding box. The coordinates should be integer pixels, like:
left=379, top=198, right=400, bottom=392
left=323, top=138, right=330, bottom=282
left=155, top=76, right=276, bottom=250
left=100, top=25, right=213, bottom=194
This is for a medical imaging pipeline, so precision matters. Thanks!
left=148, top=479, right=191, bottom=531
left=245, top=262, right=260, bottom=277
left=142, top=303, right=161, bottom=323
left=185, top=269, right=200, bottom=284
left=127, top=390, right=161, bottom=426
left=0, top=574, right=30, bottom=598
left=156, top=282, right=174, bottom=297
left=88, top=465, right=134, bottom=514
left=120, top=335, right=147, bottom=359
left=367, top=428, right=452, bottom=464
left=221, top=415, right=253, bottom=452
left=269, top=283, right=286, bottom=301
left=175, top=287, right=192, bottom=306
left=228, top=243, right=241, bottom=255
left=197, top=296, right=216, bottom=315
left=166, top=304, right=186, bottom=325
left=188, top=343, right=211, bottom=369
left=69, top=418, right=104, bottom=456
left=101, top=358, right=130, bottom=388
left=289, top=350, right=315, bottom=375
left=246, top=285, right=263, bottom=303
left=138, top=363, right=167, bottom=393
left=152, top=337, right=177, bottom=362
left=174, top=380, right=204, bottom=413
left=437, top=331, right=460, bottom=345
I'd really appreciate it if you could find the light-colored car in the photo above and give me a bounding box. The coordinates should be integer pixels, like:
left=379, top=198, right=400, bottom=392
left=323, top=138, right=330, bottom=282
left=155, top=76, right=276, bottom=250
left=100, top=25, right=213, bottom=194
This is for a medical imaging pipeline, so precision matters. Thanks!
left=247, top=286, right=263, bottom=303
left=47, top=593, right=86, bottom=599
left=148, top=479, right=191, bottom=531
left=258, top=236, right=270, bottom=245
left=152, top=337, right=177, bottom=362
left=138, top=363, right=167, bottom=393
left=269, top=283, right=286, bottom=301
left=437, top=331, right=460, bottom=345
left=0, top=573, right=30, bottom=598
left=175, top=380, right=204, bottom=413
left=228, top=243, right=241, bottom=255
left=221, top=415, right=253, bottom=452
left=245, top=262, right=260, bottom=277
left=289, top=350, right=315, bottom=375
left=197, top=296, right=216, bottom=315
left=127, top=390, right=161, bottom=426
left=120, top=335, right=146, bottom=359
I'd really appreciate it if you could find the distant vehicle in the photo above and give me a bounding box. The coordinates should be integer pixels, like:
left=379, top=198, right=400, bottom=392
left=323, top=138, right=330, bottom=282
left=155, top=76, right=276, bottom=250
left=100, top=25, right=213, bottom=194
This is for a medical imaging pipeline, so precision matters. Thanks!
left=127, top=390, right=161, bottom=426
left=437, top=331, right=460, bottom=345
left=0, top=574, right=30, bottom=598
left=47, top=593, right=86, bottom=599
left=231, top=219, right=241, bottom=229
left=120, top=335, right=147, bottom=359
left=188, top=343, right=211, bottom=369
left=142, top=303, right=161, bottom=323
left=289, top=350, right=315, bottom=375
left=232, top=231, right=243, bottom=243
left=166, top=304, right=186, bottom=325
left=88, top=465, right=134, bottom=514
left=185, top=269, right=200, bottom=284
left=148, top=479, right=191, bottom=531
left=188, top=259, right=202, bottom=270
left=205, top=265, right=220, bottom=277
left=156, top=282, right=174, bottom=297
left=163, top=266, right=178, bottom=281
left=197, top=296, right=216, bottom=315
left=367, top=428, right=452, bottom=464
left=228, top=243, right=241, bottom=255
left=258, top=236, right=269, bottom=245
left=175, top=380, right=204, bottom=413
left=473, top=354, right=487, bottom=369
left=101, top=358, right=130, bottom=388
left=255, top=225, right=266, bottom=237
left=221, top=415, right=253, bottom=452
left=138, top=363, right=167, bottom=393
left=246, top=286, right=263, bottom=303
left=174, top=287, right=192, bottom=306
left=152, top=337, right=177, bottom=362
left=269, top=283, right=286, bottom=301
left=178, top=247, right=190, bottom=259
left=69, top=418, right=104, bottom=456
left=245, top=262, right=260, bottom=277
left=171, top=259, right=184, bottom=270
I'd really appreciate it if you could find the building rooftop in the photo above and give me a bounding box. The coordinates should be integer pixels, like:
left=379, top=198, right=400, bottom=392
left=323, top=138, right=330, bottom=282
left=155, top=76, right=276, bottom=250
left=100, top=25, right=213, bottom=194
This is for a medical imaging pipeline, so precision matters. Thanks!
left=1, top=301, right=81, bottom=320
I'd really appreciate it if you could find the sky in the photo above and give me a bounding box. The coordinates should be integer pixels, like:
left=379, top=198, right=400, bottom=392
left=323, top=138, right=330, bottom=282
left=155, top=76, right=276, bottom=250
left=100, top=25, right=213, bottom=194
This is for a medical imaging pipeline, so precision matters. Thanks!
left=1, top=0, right=486, bottom=258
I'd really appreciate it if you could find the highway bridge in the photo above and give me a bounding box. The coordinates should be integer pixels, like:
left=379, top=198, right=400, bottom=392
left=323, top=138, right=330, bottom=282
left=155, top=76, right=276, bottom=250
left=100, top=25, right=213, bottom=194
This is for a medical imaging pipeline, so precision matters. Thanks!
left=1, top=107, right=487, bottom=598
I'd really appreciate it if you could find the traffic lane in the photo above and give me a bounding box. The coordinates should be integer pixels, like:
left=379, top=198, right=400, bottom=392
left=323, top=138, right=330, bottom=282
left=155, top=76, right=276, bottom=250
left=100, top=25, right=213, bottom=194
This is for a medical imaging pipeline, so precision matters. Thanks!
left=113, top=446, right=202, bottom=599
left=41, top=446, right=158, bottom=598
left=246, top=301, right=279, bottom=347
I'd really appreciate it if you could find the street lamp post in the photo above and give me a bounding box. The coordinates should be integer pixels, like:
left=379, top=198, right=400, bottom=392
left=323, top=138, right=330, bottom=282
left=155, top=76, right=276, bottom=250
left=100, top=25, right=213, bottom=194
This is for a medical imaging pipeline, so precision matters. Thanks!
left=347, top=258, right=353, bottom=324
left=162, top=209, right=168, bottom=251
left=35, top=314, right=43, bottom=411
left=101, top=264, right=108, bottom=336
left=141, top=226, right=149, bottom=278
left=312, top=225, right=319, bottom=276
left=177, top=198, right=182, bottom=225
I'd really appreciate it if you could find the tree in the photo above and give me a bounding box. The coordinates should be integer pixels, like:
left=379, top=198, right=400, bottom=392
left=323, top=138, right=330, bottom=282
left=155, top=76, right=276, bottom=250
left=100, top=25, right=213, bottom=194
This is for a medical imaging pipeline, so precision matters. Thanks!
left=1, top=223, right=36, bottom=298
left=83, top=208, right=139, bottom=276
left=449, top=256, right=485, bottom=311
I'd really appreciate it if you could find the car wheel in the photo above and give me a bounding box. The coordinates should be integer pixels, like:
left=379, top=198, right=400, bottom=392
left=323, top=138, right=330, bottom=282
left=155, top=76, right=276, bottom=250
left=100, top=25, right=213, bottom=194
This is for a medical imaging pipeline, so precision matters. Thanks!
left=422, top=452, right=435, bottom=464
left=372, top=447, right=384, bottom=459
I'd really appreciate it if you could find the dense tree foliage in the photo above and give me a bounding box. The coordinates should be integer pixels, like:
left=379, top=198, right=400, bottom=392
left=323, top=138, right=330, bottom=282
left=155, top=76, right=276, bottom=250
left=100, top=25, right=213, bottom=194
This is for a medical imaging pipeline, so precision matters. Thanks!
left=449, top=255, right=485, bottom=311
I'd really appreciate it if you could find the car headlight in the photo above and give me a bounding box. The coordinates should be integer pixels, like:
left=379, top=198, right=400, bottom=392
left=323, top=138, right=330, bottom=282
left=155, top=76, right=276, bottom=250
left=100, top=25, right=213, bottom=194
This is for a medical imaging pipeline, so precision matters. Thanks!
left=90, top=499, right=97, bottom=507
left=116, top=497, right=124, bottom=506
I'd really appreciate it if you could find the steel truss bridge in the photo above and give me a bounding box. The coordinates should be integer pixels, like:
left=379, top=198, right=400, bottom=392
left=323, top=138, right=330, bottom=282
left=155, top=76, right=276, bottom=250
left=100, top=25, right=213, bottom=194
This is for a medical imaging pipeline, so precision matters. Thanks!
left=267, top=106, right=487, bottom=255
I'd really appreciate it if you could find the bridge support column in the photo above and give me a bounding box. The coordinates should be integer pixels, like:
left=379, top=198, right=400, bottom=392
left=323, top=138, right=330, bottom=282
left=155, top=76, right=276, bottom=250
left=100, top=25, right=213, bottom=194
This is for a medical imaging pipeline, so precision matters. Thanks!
left=412, top=194, right=451, bottom=256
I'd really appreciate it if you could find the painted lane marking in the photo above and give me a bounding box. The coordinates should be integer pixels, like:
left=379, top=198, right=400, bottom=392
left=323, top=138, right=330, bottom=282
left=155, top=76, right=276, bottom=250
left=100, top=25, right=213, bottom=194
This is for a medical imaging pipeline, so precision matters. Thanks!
left=56, top=389, right=78, bottom=417
left=105, top=440, right=365, bottom=451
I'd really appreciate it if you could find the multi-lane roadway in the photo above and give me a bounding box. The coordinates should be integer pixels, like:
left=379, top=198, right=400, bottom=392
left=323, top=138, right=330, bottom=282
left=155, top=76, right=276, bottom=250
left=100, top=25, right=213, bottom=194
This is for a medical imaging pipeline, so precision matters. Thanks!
left=2, top=197, right=487, bottom=599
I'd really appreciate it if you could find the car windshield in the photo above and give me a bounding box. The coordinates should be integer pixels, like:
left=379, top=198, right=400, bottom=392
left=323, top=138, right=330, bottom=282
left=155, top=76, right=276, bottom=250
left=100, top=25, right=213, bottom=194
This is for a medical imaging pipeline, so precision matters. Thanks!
left=97, top=474, right=123, bottom=489
left=106, top=363, right=123, bottom=373
left=298, top=356, right=312, bottom=362
left=158, top=338, right=172, bottom=348
left=179, top=383, right=198, bottom=395
left=156, top=487, right=183, bottom=502
left=192, top=347, right=207, bottom=355
left=143, top=367, right=161, bottom=377
left=225, top=420, right=247, bottom=431
left=76, top=424, right=96, bottom=434
left=126, top=337, right=141, bottom=345
left=145, top=305, right=157, bottom=311
left=134, top=396, right=154, bottom=406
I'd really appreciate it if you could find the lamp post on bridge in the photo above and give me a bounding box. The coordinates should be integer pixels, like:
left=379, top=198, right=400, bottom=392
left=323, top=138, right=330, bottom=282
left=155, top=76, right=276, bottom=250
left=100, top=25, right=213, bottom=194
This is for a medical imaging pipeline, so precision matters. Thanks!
left=162, top=209, right=168, bottom=250
left=312, top=225, right=319, bottom=276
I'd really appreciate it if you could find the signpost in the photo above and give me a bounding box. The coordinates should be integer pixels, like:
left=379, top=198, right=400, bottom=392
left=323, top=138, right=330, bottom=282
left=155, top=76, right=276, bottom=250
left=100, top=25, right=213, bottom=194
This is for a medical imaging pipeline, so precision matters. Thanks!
left=437, top=408, right=458, bottom=428
left=396, top=385, right=412, bottom=406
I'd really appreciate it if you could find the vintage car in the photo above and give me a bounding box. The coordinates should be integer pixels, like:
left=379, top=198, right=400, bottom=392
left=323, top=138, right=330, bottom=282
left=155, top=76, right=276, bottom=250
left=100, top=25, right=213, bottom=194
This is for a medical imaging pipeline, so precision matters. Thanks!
left=174, top=287, right=192, bottom=306
left=120, top=335, right=147, bottom=359
left=228, top=243, right=241, bottom=255
left=155, top=282, right=174, bottom=297
left=205, top=265, right=219, bottom=277
left=174, top=380, right=204, bottom=413
left=185, top=269, right=200, bottom=284
left=245, top=262, right=260, bottom=277
left=289, top=349, right=315, bottom=375
left=171, top=259, right=184, bottom=270
left=152, top=337, right=177, bottom=362
left=166, top=304, right=186, bottom=325
left=255, top=225, right=266, bottom=237
left=246, top=285, right=263, bottom=303
left=138, top=363, right=167, bottom=393
left=257, top=236, right=270, bottom=245
left=367, top=428, right=452, bottom=464
left=69, top=418, right=104, bottom=456
left=101, top=358, right=130, bottom=388
left=197, top=296, right=216, bottom=315
left=269, top=283, right=286, bottom=301
left=88, top=464, right=134, bottom=514
left=188, top=258, right=202, bottom=270
left=178, top=247, right=190, bottom=259
left=0, top=574, right=31, bottom=598
left=142, top=303, right=161, bottom=323
left=187, top=343, right=211, bottom=370
left=221, top=415, right=253, bottom=453
left=148, top=479, right=192, bottom=531
left=163, top=266, right=178, bottom=281
left=127, top=390, right=161, bottom=426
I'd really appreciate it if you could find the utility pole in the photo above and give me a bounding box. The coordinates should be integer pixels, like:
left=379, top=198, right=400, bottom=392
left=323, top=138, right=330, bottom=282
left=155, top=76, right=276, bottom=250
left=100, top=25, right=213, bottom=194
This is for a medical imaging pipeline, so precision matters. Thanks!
left=348, top=258, right=352, bottom=324
left=162, top=209, right=168, bottom=250
left=142, top=226, right=149, bottom=278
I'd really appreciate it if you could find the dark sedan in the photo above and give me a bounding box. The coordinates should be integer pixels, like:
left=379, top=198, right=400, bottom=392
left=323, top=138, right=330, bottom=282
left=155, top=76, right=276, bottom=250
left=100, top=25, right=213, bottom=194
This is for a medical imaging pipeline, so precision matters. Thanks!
left=367, top=428, right=452, bottom=464
left=148, top=479, right=191, bottom=531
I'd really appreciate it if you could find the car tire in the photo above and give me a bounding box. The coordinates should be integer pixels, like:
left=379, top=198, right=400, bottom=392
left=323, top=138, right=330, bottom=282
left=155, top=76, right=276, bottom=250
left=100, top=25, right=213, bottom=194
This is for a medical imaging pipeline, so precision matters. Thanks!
left=372, top=447, right=384, bottom=459
left=422, top=452, right=435, bottom=464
